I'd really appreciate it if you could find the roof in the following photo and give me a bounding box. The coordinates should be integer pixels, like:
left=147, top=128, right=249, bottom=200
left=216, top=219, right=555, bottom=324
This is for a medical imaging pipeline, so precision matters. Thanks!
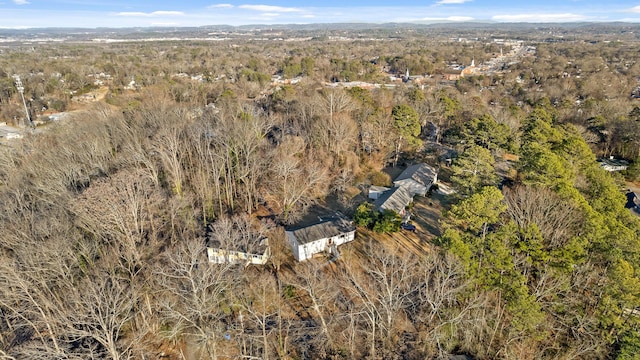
left=287, top=217, right=355, bottom=245
left=369, top=185, right=390, bottom=193
left=207, top=236, right=268, bottom=255
left=393, top=163, right=437, bottom=188
left=599, top=158, right=629, bottom=171
left=374, top=186, right=413, bottom=214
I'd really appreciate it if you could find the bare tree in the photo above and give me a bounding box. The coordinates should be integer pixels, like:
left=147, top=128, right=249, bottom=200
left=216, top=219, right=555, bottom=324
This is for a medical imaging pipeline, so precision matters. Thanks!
left=341, top=242, right=418, bottom=358
left=152, top=110, right=189, bottom=196
left=270, top=136, right=328, bottom=223
left=233, top=271, right=280, bottom=360
left=63, top=264, right=137, bottom=360
left=72, top=169, right=164, bottom=279
left=504, top=185, right=583, bottom=248
left=153, top=236, right=234, bottom=360
left=413, top=252, right=475, bottom=357
left=289, top=262, right=340, bottom=351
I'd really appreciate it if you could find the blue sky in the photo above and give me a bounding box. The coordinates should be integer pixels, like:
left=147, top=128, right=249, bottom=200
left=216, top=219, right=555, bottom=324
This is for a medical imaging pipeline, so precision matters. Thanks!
left=0, top=0, right=639, bottom=28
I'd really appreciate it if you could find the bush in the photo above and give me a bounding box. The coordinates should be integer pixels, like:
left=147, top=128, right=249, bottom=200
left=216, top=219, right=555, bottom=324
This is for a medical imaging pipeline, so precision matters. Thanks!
left=353, top=203, right=375, bottom=227
left=624, top=157, right=640, bottom=182
left=372, top=210, right=402, bottom=233
left=353, top=203, right=401, bottom=233
left=370, top=171, right=391, bottom=186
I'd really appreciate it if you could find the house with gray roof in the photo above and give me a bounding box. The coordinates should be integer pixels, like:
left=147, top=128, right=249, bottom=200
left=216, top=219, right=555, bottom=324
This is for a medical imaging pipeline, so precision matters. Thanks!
left=285, top=216, right=356, bottom=261
left=393, top=163, right=438, bottom=197
left=372, top=163, right=438, bottom=217
left=374, top=186, right=413, bottom=216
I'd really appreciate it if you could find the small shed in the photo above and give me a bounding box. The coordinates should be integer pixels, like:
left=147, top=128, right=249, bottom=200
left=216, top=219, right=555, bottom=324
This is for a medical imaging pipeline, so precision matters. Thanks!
left=368, top=185, right=390, bottom=200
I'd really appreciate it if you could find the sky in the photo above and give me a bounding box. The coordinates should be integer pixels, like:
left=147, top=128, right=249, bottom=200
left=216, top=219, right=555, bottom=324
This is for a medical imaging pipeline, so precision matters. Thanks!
left=0, top=0, right=640, bottom=28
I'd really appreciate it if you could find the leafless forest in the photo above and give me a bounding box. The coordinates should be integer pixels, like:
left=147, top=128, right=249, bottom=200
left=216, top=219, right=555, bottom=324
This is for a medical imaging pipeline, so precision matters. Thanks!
left=1, top=24, right=640, bottom=359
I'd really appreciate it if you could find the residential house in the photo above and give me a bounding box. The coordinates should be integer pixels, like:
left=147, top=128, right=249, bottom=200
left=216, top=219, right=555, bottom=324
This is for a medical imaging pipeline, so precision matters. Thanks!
left=393, top=163, right=438, bottom=197
left=442, top=69, right=463, bottom=81
left=374, top=186, right=414, bottom=216
left=207, top=236, right=270, bottom=265
left=373, top=162, right=438, bottom=217
left=286, top=216, right=356, bottom=261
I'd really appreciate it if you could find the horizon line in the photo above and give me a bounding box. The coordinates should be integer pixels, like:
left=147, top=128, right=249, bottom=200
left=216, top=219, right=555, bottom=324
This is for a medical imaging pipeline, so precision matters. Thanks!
left=1, top=20, right=640, bottom=31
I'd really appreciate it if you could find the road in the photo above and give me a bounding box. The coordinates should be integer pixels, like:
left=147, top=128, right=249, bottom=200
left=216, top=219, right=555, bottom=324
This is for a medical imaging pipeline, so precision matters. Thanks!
left=0, top=123, right=25, bottom=141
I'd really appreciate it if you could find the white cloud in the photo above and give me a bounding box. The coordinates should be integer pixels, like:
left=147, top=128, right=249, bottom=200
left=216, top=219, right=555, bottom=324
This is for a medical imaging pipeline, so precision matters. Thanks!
left=492, top=13, right=587, bottom=22
left=151, top=22, right=179, bottom=26
left=239, top=4, right=304, bottom=13
left=13, top=0, right=29, bottom=4
left=436, top=0, right=472, bottom=4
left=260, top=13, right=280, bottom=17
left=208, top=4, right=234, bottom=8
left=630, top=6, right=640, bottom=13
left=116, top=11, right=185, bottom=17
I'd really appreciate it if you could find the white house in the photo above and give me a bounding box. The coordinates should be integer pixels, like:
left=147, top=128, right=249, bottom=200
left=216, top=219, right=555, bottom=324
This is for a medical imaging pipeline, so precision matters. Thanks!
left=286, top=217, right=356, bottom=261
left=206, top=215, right=272, bottom=265
left=393, top=163, right=438, bottom=197
left=207, top=237, right=270, bottom=265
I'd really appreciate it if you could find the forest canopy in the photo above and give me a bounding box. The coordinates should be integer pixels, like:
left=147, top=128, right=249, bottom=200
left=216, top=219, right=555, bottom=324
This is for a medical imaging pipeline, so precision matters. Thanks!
left=1, top=24, right=640, bottom=359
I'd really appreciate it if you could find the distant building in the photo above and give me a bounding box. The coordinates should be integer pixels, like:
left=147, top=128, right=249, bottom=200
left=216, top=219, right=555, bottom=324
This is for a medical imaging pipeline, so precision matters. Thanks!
left=442, top=69, right=463, bottom=81
left=286, top=216, right=356, bottom=261
left=461, top=58, right=476, bottom=76
left=442, top=59, right=476, bottom=80
left=5, top=133, right=23, bottom=140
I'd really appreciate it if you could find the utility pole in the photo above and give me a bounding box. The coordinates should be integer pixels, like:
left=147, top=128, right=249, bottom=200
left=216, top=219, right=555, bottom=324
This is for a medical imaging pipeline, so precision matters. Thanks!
left=13, top=74, right=32, bottom=128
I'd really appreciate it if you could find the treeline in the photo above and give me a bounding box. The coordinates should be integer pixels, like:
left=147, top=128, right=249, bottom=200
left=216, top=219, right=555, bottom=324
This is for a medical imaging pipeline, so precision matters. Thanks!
left=4, top=35, right=640, bottom=161
left=442, top=103, right=640, bottom=358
